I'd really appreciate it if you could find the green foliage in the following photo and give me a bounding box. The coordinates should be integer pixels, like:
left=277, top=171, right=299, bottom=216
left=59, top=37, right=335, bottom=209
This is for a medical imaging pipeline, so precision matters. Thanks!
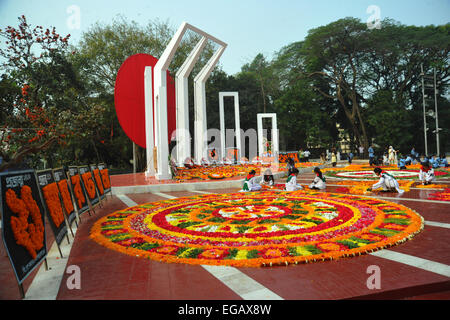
left=1, top=15, right=448, bottom=172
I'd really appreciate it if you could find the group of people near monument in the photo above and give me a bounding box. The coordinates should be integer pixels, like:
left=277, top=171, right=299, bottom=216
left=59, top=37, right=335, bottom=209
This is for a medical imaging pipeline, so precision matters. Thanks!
left=241, top=160, right=326, bottom=192
left=366, top=145, right=448, bottom=170
left=240, top=151, right=445, bottom=194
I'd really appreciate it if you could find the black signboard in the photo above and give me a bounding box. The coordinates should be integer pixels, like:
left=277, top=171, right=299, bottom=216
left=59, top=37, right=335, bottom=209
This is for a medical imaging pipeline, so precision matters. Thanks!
left=0, top=169, right=47, bottom=285
left=67, top=166, right=89, bottom=215
left=36, top=169, right=69, bottom=247
left=97, top=163, right=111, bottom=195
left=53, top=167, right=78, bottom=227
left=78, top=165, right=100, bottom=206
left=89, top=164, right=106, bottom=200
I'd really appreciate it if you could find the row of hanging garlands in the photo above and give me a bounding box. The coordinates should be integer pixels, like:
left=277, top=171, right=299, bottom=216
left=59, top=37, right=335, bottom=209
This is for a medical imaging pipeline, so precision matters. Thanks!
left=0, top=164, right=112, bottom=297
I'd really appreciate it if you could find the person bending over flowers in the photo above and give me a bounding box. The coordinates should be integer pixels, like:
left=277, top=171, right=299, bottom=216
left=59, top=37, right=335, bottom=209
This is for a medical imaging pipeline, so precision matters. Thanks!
left=419, top=161, right=435, bottom=185
left=367, top=167, right=404, bottom=194
left=262, top=168, right=274, bottom=186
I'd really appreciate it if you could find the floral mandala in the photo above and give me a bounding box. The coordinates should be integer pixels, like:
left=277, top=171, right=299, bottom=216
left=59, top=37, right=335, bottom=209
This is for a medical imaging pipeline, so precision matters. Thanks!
left=325, top=169, right=449, bottom=180
left=90, top=191, right=424, bottom=267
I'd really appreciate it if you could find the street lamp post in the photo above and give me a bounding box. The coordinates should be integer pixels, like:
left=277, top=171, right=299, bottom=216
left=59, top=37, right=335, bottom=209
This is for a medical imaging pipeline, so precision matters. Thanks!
left=433, top=68, right=440, bottom=156
left=421, top=64, right=428, bottom=157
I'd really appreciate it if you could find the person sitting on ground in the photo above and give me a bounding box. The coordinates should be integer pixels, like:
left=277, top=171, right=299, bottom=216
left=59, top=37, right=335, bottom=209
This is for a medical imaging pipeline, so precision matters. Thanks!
left=397, top=154, right=407, bottom=170
left=367, top=167, right=404, bottom=194
left=241, top=170, right=262, bottom=192
left=432, top=155, right=441, bottom=169
left=262, top=168, right=274, bottom=186
left=419, top=161, right=435, bottom=185
left=223, top=157, right=233, bottom=165
left=309, top=167, right=326, bottom=190
left=439, top=154, right=448, bottom=168
left=201, top=157, right=209, bottom=167
left=184, top=157, right=195, bottom=169
left=382, top=153, right=389, bottom=166
left=287, top=157, right=296, bottom=175
left=405, top=154, right=413, bottom=166
left=286, top=168, right=303, bottom=191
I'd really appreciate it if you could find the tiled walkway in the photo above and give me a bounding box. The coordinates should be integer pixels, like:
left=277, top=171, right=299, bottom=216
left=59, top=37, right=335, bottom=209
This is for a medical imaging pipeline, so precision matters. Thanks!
left=1, top=165, right=449, bottom=300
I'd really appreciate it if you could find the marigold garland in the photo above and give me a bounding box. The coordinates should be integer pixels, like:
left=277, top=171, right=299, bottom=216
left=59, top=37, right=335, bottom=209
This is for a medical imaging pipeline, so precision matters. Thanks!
left=70, top=175, right=86, bottom=208
left=57, top=179, right=74, bottom=214
left=100, top=169, right=111, bottom=189
left=5, top=186, right=45, bottom=259
left=90, top=190, right=424, bottom=267
left=93, top=169, right=104, bottom=195
left=81, top=172, right=96, bottom=199
left=42, top=182, right=65, bottom=227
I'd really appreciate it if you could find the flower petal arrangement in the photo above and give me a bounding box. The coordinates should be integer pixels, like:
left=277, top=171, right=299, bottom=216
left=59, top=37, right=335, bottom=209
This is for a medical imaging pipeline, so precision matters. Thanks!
left=90, top=190, right=424, bottom=267
left=428, top=188, right=450, bottom=201
left=323, top=164, right=449, bottom=181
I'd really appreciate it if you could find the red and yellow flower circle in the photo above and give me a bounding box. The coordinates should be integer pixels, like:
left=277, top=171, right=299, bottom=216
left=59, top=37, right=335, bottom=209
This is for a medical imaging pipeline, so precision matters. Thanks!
left=90, top=190, right=424, bottom=267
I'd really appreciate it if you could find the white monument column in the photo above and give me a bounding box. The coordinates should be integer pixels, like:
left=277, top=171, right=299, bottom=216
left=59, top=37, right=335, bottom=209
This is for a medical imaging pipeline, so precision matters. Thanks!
left=144, top=66, right=155, bottom=176
left=147, top=22, right=226, bottom=178
left=175, top=37, right=207, bottom=166
left=257, top=113, right=279, bottom=160
left=153, top=22, right=189, bottom=180
left=219, top=92, right=241, bottom=163
left=193, top=45, right=226, bottom=163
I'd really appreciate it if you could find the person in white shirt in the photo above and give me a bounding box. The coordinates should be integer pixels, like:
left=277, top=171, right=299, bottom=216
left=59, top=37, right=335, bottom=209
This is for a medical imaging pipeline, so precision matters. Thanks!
left=303, top=149, right=311, bottom=162
left=368, top=167, right=404, bottom=194
left=309, top=167, right=326, bottom=190
left=286, top=168, right=303, bottom=191
left=388, top=146, right=397, bottom=165
left=419, top=162, right=435, bottom=185
left=241, top=170, right=262, bottom=192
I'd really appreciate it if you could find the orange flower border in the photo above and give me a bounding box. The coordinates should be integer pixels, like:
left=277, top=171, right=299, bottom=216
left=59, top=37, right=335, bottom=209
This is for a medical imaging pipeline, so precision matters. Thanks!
left=90, top=190, right=424, bottom=267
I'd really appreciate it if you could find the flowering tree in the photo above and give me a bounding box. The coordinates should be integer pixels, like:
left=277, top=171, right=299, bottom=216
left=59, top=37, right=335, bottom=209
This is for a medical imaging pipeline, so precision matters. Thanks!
left=0, top=15, right=75, bottom=172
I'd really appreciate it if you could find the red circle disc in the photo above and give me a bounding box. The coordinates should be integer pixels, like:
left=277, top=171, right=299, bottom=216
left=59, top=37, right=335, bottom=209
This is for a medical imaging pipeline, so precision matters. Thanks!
left=114, top=53, right=176, bottom=148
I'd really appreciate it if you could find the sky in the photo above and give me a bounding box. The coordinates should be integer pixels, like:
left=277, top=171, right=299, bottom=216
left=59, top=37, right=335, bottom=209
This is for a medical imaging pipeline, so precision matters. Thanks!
left=0, top=0, right=449, bottom=75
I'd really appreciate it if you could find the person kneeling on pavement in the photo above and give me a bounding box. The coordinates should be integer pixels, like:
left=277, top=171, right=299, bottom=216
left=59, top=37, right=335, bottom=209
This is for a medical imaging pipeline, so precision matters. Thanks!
left=367, top=167, right=404, bottom=194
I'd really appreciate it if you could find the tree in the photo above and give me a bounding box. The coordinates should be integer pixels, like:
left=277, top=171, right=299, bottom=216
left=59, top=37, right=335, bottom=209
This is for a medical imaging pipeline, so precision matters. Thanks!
left=0, top=15, right=75, bottom=172
left=302, top=18, right=371, bottom=153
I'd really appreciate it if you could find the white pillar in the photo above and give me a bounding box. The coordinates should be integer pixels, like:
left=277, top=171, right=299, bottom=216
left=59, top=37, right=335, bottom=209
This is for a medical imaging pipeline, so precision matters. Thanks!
left=153, top=23, right=189, bottom=180
left=144, top=66, right=155, bottom=176
left=175, top=37, right=208, bottom=166
left=193, top=45, right=226, bottom=163
left=257, top=113, right=279, bottom=160
left=151, top=22, right=226, bottom=178
left=219, top=92, right=241, bottom=164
